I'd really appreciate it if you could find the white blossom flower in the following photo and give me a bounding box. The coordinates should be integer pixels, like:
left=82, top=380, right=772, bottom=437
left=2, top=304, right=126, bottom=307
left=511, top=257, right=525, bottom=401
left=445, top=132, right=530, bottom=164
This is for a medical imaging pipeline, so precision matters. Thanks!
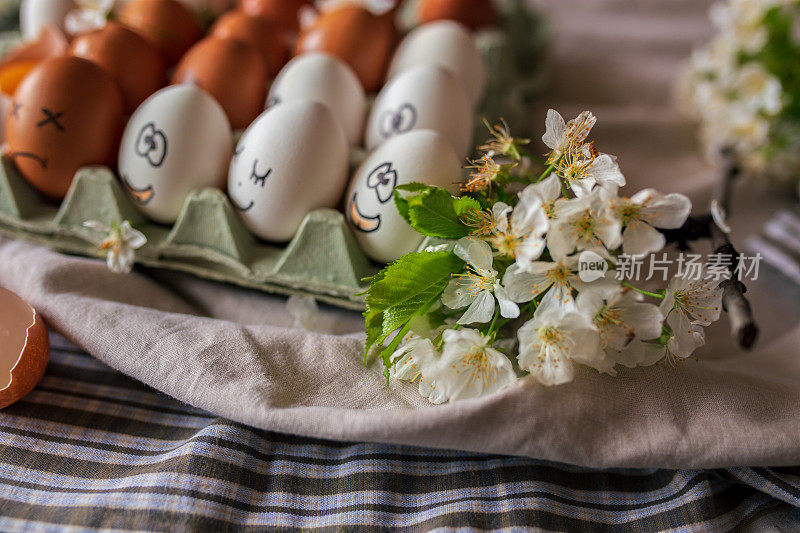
left=502, top=253, right=587, bottom=315
left=612, top=189, right=692, bottom=256
left=520, top=174, right=561, bottom=220
left=429, top=329, right=516, bottom=401
left=517, top=310, right=605, bottom=385
left=659, top=273, right=724, bottom=359
left=487, top=194, right=549, bottom=263
left=558, top=151, right=626, bottom=198
left=390, top=336, right=447, bottom=404
left=542, top=109, right=597, bottom=158
left=547, top=191, right=622, bottom=258
left=576, top=284, right=664, bottom=364
left=732, top=63, right=783, bottom=115
left=615, top=339, right=668, bottom=368
left=83, top=220, right=146, bottom=274
left=442, top=238, right=521, bottom=324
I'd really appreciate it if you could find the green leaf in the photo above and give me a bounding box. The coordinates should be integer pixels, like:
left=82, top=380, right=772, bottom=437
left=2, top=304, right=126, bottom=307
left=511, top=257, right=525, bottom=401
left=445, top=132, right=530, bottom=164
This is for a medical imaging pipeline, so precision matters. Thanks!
left=393, top=189, right=411, bottom=225
left=363, top=307, right=384, bottom=364
left=403, top=188, right=481, bottom=239
left=395, top=182, right=432, bottom=193
left=366, top=251, right=464, bottom=339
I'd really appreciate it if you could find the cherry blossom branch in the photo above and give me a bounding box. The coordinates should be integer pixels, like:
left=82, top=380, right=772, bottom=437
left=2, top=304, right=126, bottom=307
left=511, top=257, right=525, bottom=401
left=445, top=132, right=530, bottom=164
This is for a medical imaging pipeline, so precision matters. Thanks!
left=659, top=151, right=758, bottom=350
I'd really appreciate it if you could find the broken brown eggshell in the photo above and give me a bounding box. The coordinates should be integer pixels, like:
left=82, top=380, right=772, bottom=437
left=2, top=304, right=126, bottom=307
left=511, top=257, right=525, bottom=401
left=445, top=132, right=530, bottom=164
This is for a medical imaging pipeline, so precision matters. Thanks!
left=0, top=287, right=49, bottom=410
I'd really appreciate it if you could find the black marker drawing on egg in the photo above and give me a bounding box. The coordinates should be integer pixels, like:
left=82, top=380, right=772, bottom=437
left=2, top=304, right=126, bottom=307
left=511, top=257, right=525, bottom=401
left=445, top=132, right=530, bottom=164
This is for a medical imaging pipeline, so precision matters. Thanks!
left=120, top=173, right=155, bottom=205
left=36, top=107, right=65, bottom=131
left=249, top=159, right=272, bottom=187
left=366, top=162, right=398, bottom=204
left=348, top=192, right=381, bottom=233
left=378, top=103, right=417, bottom=139
left=134, top=122, right=168, bottom=168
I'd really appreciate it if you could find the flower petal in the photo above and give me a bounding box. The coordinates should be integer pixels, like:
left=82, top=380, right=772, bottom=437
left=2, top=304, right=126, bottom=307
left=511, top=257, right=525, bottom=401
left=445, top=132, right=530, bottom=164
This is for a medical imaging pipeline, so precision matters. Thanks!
left=622, top=220, right=666, bottom=256
left=457, top=290, right=496, bottom=324
left=542, top=109, right=566, bottom=151
left=494, top=282, right=520, bottom=318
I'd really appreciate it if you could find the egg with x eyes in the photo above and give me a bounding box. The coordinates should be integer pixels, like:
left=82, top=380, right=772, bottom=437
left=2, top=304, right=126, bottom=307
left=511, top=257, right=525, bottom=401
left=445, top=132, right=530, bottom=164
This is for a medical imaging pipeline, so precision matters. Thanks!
left=227, top=100, right=348, bottom=242
left=118, top=85, right=232, bottom=224
left=345, top=129, right=462, bottom=263
left=5, top=56, right=125, bottom=199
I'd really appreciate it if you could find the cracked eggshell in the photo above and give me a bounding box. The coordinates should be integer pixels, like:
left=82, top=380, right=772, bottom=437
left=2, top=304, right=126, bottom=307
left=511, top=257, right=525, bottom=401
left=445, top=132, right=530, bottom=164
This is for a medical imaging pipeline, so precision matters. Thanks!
left=345, top=129, right=461, bottom=263
left=268, top=52, right=365, bottom=146
left=228, top=100, right=349, bottom=241
left=387, top=20, right=486, bottom=105
left=118, top=84, right=233, bottom=224
left=0, top=287, right=49, bottom=410
left=365, top=64, right=472, bottom=160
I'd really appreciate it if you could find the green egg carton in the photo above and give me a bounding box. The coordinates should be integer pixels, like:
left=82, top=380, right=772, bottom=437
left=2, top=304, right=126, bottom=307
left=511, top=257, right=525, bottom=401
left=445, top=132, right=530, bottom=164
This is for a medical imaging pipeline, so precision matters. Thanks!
left=0, top=0, right=547, bottom=311
left=0, top=156, right=378, bottom=310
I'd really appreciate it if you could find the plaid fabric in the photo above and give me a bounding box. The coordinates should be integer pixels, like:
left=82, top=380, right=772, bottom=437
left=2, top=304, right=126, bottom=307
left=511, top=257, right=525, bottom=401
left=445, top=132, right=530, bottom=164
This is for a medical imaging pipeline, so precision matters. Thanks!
left=0, top=334, right=798, bottom=531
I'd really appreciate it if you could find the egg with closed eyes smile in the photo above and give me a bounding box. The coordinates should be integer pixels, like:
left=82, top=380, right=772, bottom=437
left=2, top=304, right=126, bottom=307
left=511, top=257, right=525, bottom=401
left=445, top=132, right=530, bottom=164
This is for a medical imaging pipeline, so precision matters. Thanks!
left=227, top=100, right=349, bottom=242
left=118, top=85, right=232, bottom=224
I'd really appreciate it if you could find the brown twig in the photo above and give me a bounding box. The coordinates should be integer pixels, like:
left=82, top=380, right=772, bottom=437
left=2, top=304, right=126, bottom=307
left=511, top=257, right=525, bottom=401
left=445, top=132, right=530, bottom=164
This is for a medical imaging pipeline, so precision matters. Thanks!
left=659, top=149, right=758, bottom=350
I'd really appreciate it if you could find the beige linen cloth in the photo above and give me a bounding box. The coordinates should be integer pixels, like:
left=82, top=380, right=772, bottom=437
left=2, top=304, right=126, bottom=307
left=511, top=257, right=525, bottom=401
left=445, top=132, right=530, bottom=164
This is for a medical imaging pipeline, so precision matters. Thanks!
left=2, top=0, right=800, bottom=468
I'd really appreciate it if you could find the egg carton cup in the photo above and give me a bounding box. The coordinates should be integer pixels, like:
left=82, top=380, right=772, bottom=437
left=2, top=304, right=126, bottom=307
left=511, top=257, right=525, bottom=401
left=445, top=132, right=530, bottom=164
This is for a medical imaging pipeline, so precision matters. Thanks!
left=0, top=2, right=547, bottom=310
left=0, top=155, right=384, bottom=310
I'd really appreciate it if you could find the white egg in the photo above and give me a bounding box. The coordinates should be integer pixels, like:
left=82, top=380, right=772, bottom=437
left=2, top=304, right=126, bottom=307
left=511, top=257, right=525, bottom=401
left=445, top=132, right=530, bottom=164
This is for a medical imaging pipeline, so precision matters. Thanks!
left=345, top=129, right=462, bottom=263
left=268, top=53, right=366, bottom=146
left=228, top=100, right=349, bottom=242
left=20, top=0, right=76, bottom=41
left=387, top=20, right=487, bottom=106
left=118, top=85, right=233, bottom=224
left=365, top=65, right=473, bottom=160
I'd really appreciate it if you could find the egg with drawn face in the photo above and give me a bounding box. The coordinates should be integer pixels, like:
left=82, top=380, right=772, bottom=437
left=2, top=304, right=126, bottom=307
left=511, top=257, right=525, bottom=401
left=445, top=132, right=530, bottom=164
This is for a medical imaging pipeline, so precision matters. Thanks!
left=345, top=129, right=462, bottom=263
left=5, top=56, right=125, bottom=199
left=118, top=85, right=232, bottom=224
left=228, top=100, right=348, bottom=241
left=365, top=64, right=473, bottom=160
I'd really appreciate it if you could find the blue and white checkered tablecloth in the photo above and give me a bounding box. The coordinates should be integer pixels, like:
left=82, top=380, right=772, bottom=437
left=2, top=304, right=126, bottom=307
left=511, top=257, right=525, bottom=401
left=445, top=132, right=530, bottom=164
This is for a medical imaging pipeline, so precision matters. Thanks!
left=0, top=333, right=798, bottom=531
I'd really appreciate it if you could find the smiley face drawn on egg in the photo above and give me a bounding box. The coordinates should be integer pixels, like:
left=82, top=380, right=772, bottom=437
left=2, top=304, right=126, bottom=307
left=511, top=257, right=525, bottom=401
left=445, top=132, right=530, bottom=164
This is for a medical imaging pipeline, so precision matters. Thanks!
left=378, top=103, right=417, bottom=139
left=120, top=121, right=167, bottom=205
left=347, top=161, right=398, bottom=233
left=228, top=141, right=272, bottom=214
left=117, top=84, right=232, bottom=224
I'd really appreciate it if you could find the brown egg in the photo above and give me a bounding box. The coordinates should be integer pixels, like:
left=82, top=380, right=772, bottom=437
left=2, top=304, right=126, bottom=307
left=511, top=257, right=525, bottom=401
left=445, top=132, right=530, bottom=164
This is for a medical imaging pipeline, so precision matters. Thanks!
left=172, top=37, right=267, bottom=129
left=0, top=286, right=49, bottom=410
left=417, top=0, right=496, bottom=30
left=118, top=0, right=203, bottom=65
left=69, top=22, right=167, bottom=113
left=240, top=0, right=310, bottom=32
left=6, top=56, right=125, bottom=199
left=295, top=5, right=397, bottom=92
left=210, top=11, right=288, bottom=77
